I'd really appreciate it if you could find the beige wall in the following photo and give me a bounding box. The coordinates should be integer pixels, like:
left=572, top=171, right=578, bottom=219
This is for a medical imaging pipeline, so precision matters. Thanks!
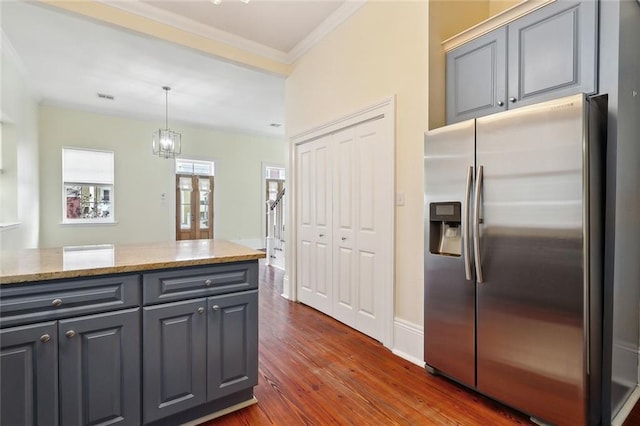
left=285, top=1, right=429, bottom=326
left=489, top=0, right=522, bottom=17
left=1, top=51, right=40, bottom=249
left=38, top=105, right=285, bottom=248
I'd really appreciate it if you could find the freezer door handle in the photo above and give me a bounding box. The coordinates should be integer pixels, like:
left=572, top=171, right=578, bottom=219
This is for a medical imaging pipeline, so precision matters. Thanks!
left=463, top=166, right=473, bottom=281
left=473, top=165, right=484, bottom=283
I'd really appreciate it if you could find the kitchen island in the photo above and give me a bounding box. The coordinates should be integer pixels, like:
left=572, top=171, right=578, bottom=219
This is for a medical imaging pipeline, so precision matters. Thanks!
left=0, top=239, right=265, bottom=426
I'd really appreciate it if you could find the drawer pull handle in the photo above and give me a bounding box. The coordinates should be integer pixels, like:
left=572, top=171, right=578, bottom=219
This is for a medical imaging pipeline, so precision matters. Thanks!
left=212, top=305, right=220, bottom=311
left=40, top=334, right=51, bottom=343
left=65, top=330, right=76, bottom=338
left=204, top=279, right=212, bottom=286
left=51, top=298, right=63, bottom=307
left=197, top=307, right=205, bottom=314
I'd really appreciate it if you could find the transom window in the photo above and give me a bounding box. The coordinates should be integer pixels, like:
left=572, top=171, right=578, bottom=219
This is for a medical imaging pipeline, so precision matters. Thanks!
left=62, top=148, right=114, bottom=223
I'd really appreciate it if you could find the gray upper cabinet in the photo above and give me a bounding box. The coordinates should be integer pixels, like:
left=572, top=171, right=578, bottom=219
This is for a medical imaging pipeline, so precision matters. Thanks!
left=207, top=290, right=258, bottom=401
left=446, top=0, right=597, bottom=124
left=507, top=0, right=597, bottom=108
left=446, top=28, right=507, bottom=124
left=143, top=298, right=207, bottom=423
left=58, top=308, right=140, bottom=426
left=1, top=322, right=58, bottom=426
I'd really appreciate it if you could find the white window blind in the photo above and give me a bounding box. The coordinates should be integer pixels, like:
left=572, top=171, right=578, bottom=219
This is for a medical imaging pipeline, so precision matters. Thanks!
left=63, top=148, right=114, bottom=184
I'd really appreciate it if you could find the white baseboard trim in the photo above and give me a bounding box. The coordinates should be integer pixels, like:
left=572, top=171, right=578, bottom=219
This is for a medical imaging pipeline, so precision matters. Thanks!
left=612, top=385, right=640, bottom=426
left=391, top=318, right=424, bottom=367
left=281, top=274, right=293, bottom=300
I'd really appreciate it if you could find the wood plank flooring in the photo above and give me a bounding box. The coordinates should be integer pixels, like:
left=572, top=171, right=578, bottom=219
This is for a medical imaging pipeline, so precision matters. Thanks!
left=203, top=262, right=534, bottom=425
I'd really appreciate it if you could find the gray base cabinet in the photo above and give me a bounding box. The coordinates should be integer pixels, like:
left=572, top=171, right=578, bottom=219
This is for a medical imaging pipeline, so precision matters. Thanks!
left=446, top=0, right=597, bottom=124
left=1, top=260, right=259, bottom=426
left=1, top=322, right=58, bottom=426
left=143, top=299, right=208, bottom=423
left=59, top=309, right=140, bottom=426
left=207, top=290, right=258, bottom=401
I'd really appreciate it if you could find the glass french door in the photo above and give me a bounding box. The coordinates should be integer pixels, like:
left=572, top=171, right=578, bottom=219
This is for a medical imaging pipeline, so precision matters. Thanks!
left=176, top=174, right=214, bottom=240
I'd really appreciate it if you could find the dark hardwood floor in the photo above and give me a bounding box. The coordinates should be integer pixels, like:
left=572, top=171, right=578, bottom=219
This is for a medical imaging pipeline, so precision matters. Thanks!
left=203, top=262, right=535, bottom=425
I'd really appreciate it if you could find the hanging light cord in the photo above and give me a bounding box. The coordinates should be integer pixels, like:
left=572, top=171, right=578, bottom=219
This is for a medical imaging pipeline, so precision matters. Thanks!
left=163, top=86, right=170, bottom=129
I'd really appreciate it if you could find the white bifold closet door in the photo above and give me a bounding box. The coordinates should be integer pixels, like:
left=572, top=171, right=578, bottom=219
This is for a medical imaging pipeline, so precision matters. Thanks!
left=296, top=117, right=391, bottom=342
left=296, top=134, right=333, bottom=316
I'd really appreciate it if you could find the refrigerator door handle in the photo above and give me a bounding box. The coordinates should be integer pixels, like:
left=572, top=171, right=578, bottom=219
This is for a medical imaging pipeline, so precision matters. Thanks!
left=463, top=166, right=473, bottom=280
left=473, top=165, right=484, bottom=283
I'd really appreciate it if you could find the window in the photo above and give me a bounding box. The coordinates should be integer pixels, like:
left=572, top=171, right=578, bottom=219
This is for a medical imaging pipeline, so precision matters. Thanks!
left=62, top=148, right=114, bottom=223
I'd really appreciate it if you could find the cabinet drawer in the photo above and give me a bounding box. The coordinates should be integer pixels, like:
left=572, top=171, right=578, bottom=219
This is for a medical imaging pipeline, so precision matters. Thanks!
left=0, top=275, right=140, bottom=328
left=143, top=262, right=258, bottom=304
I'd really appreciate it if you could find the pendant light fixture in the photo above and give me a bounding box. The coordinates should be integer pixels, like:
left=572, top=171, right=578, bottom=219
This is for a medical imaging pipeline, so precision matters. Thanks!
left=152, top=86, right=182, bottom=159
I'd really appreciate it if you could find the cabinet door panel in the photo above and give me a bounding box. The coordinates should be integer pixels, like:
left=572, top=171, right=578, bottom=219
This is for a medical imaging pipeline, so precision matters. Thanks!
left=143, top=299, right=207, bottom=423
left=0, top=322, right=58, bottom=426
left=59, top=308, right=140, bottom=426
left=508, top=0, right=596, bottom=107
left=207, top=290, right=258, bottom=401
left=446, top=27, right=507, bottom=124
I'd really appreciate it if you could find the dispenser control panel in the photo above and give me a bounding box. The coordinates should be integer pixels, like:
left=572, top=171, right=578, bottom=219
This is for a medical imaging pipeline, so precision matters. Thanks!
left=429, top=202, right=462, bottom=257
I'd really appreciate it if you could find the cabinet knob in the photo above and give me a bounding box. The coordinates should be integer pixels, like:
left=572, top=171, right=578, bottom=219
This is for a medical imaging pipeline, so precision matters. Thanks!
left=197, top=307, right=205, bottom=314
left=341, top=237, right=347, bottom=241
left=508, top=97, right=517, bottom=103
left=40, top=334, right=51, bottom=343
left=212, top=305, right=220, bottom=311
left=65, top=330, right=76, bottom=338
left=497, top=100, right=504, bottom=106
left=204, top=279, right=212, bottom=286
left=51, top=298, right=63, bottom=307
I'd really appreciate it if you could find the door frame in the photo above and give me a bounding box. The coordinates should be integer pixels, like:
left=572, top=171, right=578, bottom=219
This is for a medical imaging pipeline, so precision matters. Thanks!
left=261, top=162, right=285, bottom=248
left=287, top=96, right=396, bottom=349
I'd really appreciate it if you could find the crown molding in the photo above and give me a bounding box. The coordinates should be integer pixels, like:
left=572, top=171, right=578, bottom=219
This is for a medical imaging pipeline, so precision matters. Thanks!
left=98, top=0, right=365, bottom=66
left=98, top=0, right=289, bottom=63
left=286, top=0, right=366, bottom=63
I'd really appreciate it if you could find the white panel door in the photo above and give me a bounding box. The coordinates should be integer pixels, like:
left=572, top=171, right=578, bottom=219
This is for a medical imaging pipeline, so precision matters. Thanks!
left=331, top=118, right=391, bottom=341
left=296, top=136, right=333, bottom=315
left=332, top=127, right=357, bottom=326
left=353, top=118, right=390, bottom=341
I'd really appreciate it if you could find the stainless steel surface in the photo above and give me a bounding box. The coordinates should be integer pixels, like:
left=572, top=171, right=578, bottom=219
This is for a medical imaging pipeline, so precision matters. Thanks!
left=424, top=93, right=604, bottom=426
left=51, top=298, right=62, bottom=307
left=65, top=330, right=76, bottom=338
left=473, top=165, right=484, bottom=283
left=424, top=120, right=475, bottom=387
left=40, top=334, right=51, bottom=343
left=475, top=94, right=589, bottom=425
left=463, top=166, right=473, bottom=280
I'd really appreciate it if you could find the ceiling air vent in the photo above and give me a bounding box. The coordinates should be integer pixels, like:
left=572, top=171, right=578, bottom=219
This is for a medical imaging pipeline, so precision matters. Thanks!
left=97, top=93, right=115, bottom=100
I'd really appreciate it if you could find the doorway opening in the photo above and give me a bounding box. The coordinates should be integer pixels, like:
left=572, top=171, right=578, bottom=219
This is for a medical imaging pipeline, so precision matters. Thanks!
left=175, top=159, right=215, bottom=241
left=264, top=165, right=285, bottom=269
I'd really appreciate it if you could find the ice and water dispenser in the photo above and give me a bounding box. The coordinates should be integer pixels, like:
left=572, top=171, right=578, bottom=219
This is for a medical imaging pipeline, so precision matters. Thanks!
left=428, top=202, right=462, bottom=256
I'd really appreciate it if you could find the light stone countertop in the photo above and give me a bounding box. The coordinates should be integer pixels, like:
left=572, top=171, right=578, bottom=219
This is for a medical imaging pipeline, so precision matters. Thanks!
left=0, top=239, right=266, bottom=284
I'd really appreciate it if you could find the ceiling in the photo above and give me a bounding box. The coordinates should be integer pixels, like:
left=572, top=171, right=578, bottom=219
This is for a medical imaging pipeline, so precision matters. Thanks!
left=1, top=0, right=358, bottom=137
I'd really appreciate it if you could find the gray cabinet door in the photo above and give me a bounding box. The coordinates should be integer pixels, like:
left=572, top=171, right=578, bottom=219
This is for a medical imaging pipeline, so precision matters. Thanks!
left=0, top=322, right=58, bottom=426
left=507, top=0, right=597, bottom=108
left=446, top=27, right=507, bottom=124
left=58, top=308, right=140, bottom=426
left=207, top=290, right=258, bottom=401
left=143, top=298, right=207, bottom=423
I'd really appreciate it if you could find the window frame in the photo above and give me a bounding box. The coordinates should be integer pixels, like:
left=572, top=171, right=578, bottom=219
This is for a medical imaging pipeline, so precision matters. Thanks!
left=61, top=148, right=115, bottom=225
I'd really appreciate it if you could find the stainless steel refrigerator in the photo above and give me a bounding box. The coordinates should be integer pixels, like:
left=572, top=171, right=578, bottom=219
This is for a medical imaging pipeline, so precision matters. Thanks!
left=424, top=94, right=606, bottom=425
